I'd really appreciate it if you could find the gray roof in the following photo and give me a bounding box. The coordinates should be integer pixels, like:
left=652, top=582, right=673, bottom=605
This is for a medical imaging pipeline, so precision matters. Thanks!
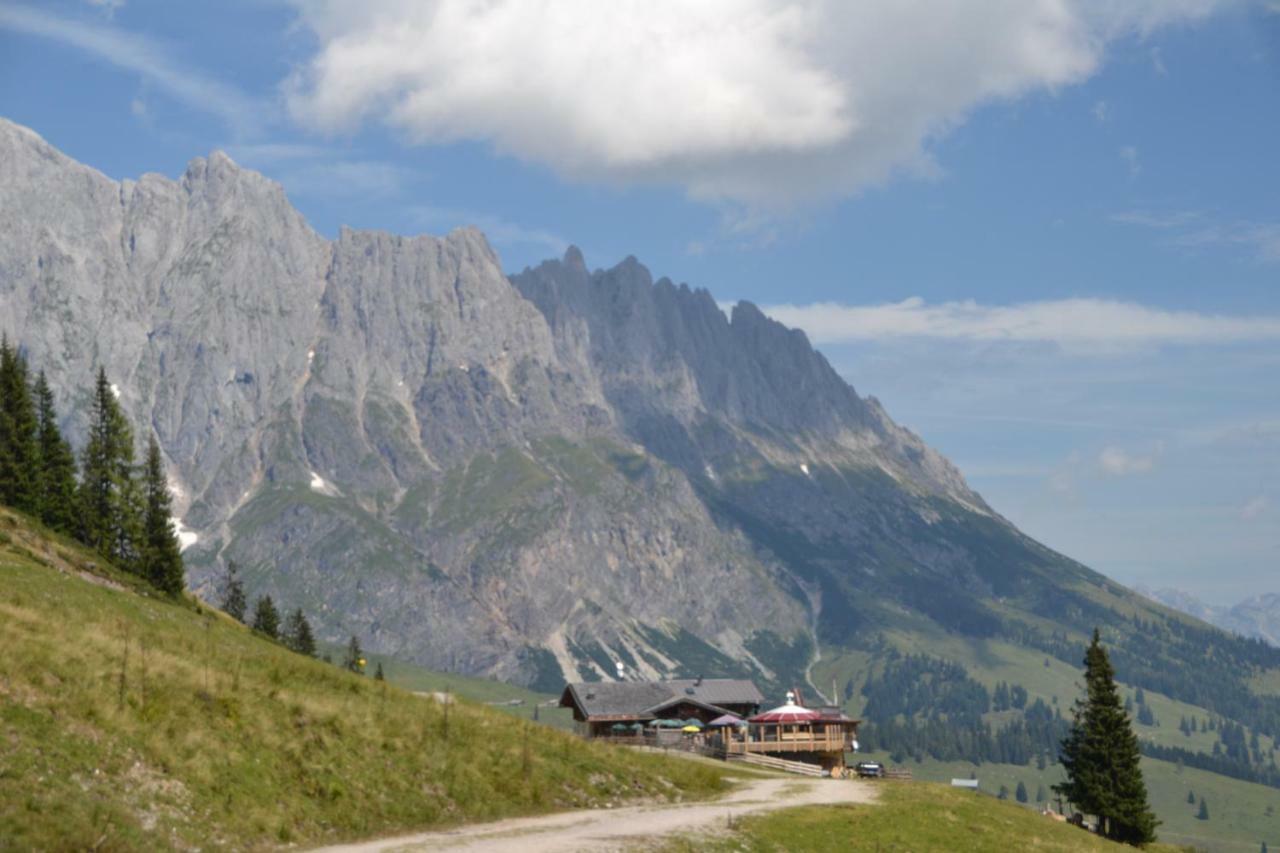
left=560, top=679, right=764, bottom=718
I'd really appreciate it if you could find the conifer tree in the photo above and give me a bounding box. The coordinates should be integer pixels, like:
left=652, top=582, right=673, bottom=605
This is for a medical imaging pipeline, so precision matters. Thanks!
left=220, top=561, right=247, bottom=622
left=1197, top=797, right=1209, bottom=821
left=1187, top=789, right=1196, bottom=805
left=251, top=595, right=280, bottom=639
left=1016, top=781, right=1028, bottom=803
left=343, top=635, right=365, bottom=674
left=0, top=338, right=39, bottom=512
left=283, top=608, right=317, bottom=657
left=1055, top=629, right=1159, bottom=845
left=79, top=369, right=141, bottom=568
left=1036, top=784, right=1047, bottom=803
left=374, top=662, right=385, bottom=681
left=139, top=435, right=185, bottom=595
left=32, top=371, right=78, bottom=532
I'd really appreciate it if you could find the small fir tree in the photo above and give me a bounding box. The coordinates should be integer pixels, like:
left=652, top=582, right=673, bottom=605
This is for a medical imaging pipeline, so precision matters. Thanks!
left=343, top=635, right=365, bottom=674
left=79, top=368, right=141, bottom=568
left=1054, top=629, right=1159, bottom=846
left=283, top=608, right=317, bottom=657
left=220, top=561, right=247, bottom=623
left=997, top=784, right=1010, bottom=800
left=1187, top=790, right=1196, bottom=805
left=1016, top=781, right=1028, bottom=803
left=251, top=595, right=280, bottom=640
left=1197, top=797, right=1209, bottom=821
left=1036, top=784, right=1047, bottom=803
left=32, top=371, right=78, bottom=532
left=374, top=662, right=385, bottom=681
left=0, top=338, right=39, bottom=512
left=139, top=435, right=184, bottom=595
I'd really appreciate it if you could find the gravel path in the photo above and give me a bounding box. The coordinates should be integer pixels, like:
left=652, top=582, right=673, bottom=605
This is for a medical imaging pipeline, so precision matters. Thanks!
left=312, top=776, right=878, bottom=852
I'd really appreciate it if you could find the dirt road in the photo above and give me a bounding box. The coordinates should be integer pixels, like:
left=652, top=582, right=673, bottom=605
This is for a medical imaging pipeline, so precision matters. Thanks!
left=313, top=776, right=878, bottom=852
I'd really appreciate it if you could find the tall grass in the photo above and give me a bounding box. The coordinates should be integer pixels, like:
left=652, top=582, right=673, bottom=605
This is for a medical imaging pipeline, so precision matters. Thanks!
left=0, top=508, right=726, bottom=850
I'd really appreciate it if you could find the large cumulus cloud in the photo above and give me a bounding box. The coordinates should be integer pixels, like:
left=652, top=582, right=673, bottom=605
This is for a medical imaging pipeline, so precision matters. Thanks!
left=285, top=0, right=1227, bottom=206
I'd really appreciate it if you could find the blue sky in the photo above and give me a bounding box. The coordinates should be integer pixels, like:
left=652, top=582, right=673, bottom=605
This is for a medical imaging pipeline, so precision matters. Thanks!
left=2, top=0, right=1278, bottom=602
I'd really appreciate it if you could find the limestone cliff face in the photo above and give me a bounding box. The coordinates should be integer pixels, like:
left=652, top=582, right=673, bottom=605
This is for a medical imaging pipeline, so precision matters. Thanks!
left=1, top=117, right=1054, bottom=693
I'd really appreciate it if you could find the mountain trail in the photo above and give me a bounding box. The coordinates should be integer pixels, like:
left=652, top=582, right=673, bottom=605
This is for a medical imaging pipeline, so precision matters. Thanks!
left=310, top=775, right=876, bottom=853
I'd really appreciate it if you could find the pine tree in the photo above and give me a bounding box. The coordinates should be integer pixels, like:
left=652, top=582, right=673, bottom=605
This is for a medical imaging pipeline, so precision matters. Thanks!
left=32, top=371, right=78, bottom=533
left=1016, top=781, right=1028, bottom=803
left=139, top=435, right=184, bottom=595
left=283, top=608, right=317, bottom=657
left=79, top=369, right=141, bottom=569
left=343, top=635, right=365, bottom=674
left=220, top=561, right=247, bottom=622
left=1054, top=629, right=1159, bottom=845
left=0, top=338, right=39, bottom=512
left=1036, top=784, right=1047, bottom=803
left=374, top=662, right=385, bottom=681
left=1197, top=797, right=1209, bottom=821
left=252, top=595, right=280, bottom=640
left=1187, top=790, right=1196, bottom=805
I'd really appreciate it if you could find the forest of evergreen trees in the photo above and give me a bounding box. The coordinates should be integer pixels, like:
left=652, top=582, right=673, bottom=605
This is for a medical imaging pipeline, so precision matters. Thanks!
left=857, top=647, right=1280, bottom=792
left=0, top=339, right=184, bottom=595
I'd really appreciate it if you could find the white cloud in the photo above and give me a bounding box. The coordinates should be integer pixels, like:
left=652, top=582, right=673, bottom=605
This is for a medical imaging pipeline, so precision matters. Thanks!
left=410, top=206, right=568, bottom=255
left=0, top=4, right=260, bottom=134
left=759, top=297, right=1280, bottom=349
left=1119, top=145, right=1141, bottom=177
left=1241, top=495, right=1269, bottom=520
left=1113, top=209, right=1280, bottom=263
left=1098, top=445, right=1158, bottom=475
left=284, top=0, right=1228, bottom=207
left=225, top=143, right=422, bottom=200
left=86, top=0, right=125, bottom=17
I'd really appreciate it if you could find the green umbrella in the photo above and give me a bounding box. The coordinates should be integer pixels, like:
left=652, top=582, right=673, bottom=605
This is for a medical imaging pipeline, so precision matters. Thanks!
left=629, top=722, right=645, bottom=732
left=684, top=718, right=704, bottom=728
left=611, top=723, right=628, bottom=732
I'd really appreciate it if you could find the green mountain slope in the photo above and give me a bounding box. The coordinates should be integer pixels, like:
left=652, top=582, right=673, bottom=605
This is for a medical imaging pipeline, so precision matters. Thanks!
left=0, top=507, right=725, bottom=851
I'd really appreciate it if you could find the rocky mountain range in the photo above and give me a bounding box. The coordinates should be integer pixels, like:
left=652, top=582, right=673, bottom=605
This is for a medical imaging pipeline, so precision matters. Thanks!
left=2, top=116, right=1273, bottom=704
left=1138, top=587, right=1280, bottom=648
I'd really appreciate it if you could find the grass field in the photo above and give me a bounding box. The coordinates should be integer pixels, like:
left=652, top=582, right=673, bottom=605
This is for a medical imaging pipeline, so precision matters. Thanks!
left=0, top=507, right=728, bottom=851
left=851, top=750, right=1280, bottom=851
left=659, top=781, right=1192, bottom=852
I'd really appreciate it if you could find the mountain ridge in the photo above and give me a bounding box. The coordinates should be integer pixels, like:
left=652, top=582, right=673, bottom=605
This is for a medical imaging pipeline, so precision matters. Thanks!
left=3, top=115, right=1277, bottom=720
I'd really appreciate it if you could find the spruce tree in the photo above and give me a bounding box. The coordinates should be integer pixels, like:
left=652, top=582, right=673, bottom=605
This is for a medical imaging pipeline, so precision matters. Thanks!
left=1016, top=781, right=1028, bottom=803
left=1036, top=784, right=1047, bottom=803
left=79, top=369, right=141, bottom=569
left=1187, top=790, right=1196, bottom=805
left=139, top=435, right=185, bottom=595
left=251, top=595, right=280, bottom=639
left=1197, top=797, right=1209, bottom=821
left=283, top=608, right=317, bottom=657
left=32, top=371, right=78, bottom=533
left=343, top=635, right=365, bottom=674
left=220, top=561, right=247, bottom=622
left=0, top=338, right=39, bottom=512
left=1055, top=629, right=1159, bottom=845
left=374, top=662, right=385, bottom=681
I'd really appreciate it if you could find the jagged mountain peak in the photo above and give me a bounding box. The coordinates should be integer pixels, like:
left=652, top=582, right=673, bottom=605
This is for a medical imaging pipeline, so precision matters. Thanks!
left=2, top=116, right=1050, bottom=689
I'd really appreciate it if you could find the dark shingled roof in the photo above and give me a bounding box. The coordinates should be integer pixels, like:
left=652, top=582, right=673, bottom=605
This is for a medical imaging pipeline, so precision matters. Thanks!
left=559, top=679, right=764, bottom=718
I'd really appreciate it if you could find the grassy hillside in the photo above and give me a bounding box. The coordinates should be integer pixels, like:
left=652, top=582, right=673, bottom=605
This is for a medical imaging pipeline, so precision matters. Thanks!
left=0, top=507, right=727, bottom=851
left=660, top=782, right=1191, bottom=852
